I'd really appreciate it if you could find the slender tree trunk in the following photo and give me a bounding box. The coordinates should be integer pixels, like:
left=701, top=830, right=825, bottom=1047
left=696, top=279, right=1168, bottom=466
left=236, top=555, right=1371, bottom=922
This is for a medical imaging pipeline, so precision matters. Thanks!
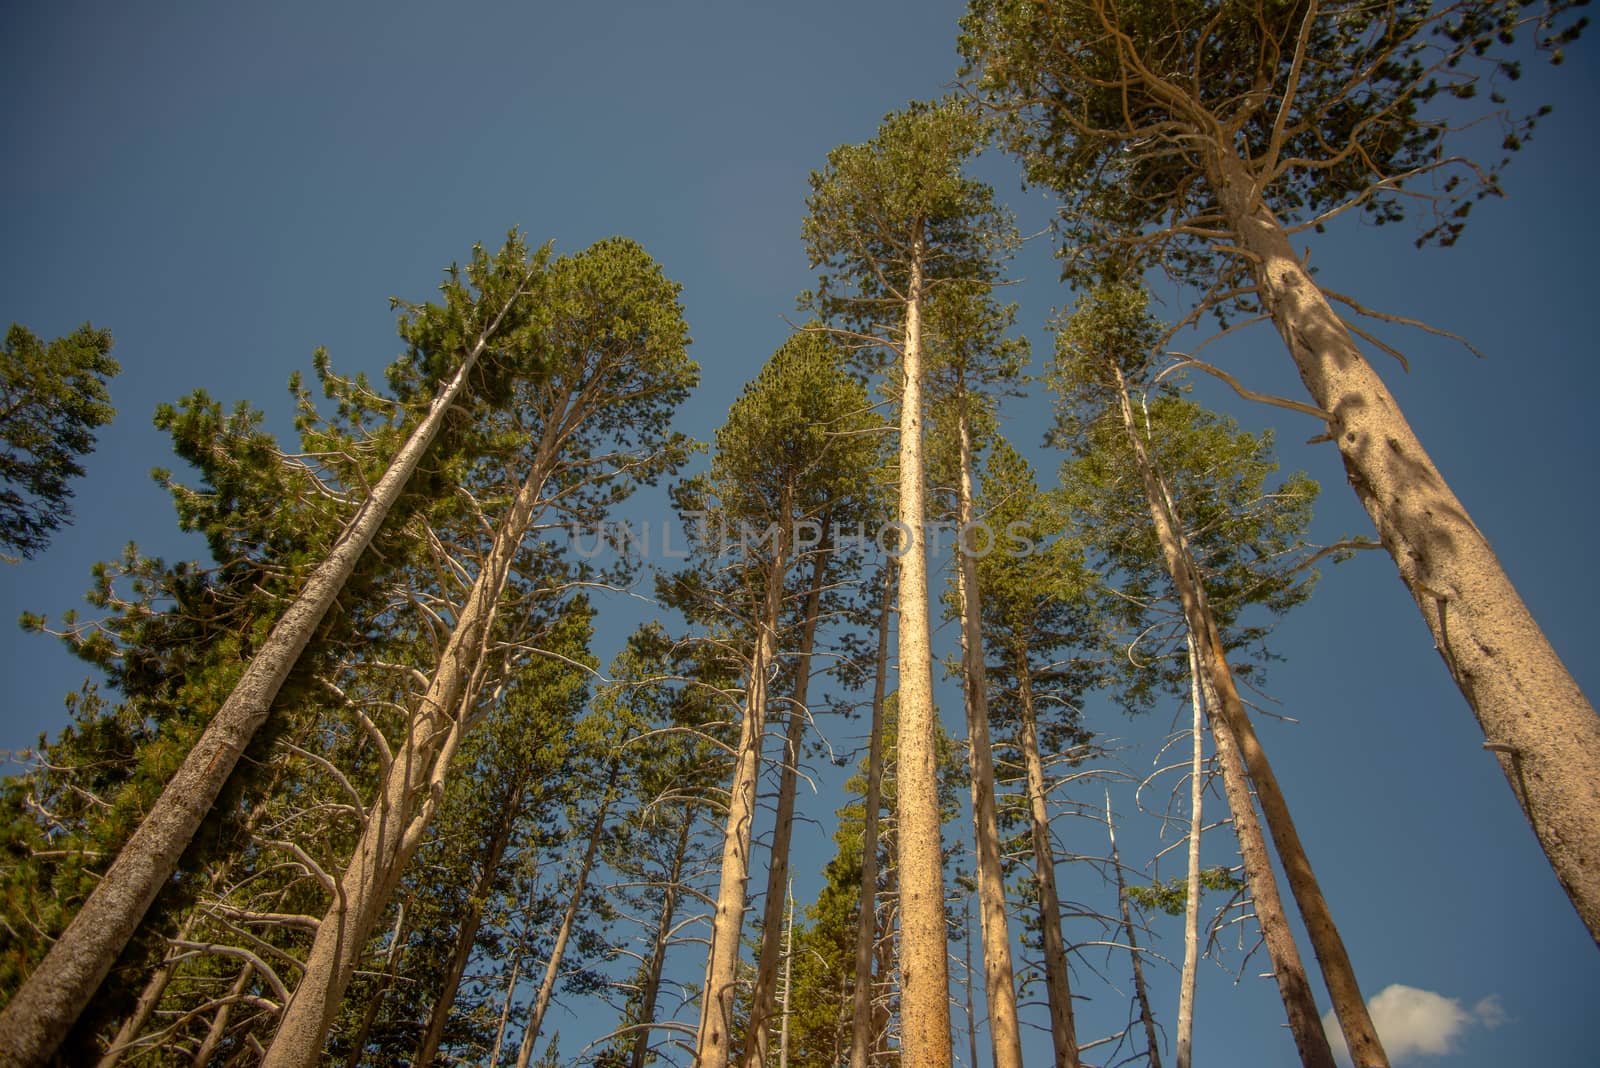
left=696, top=513, right=789, bottom=1068
left=488, top=923, right=530, bottom=1068
left=413, top=800, right=521, bottom=1067
left=1110, top=363, right=1375, bottom=1067
left=629, top=810, right=695, bottom=1068
left=0, top=267, right=540, bottom=1067
left=873, top=848, right=897, bottom=1066
left=850, top=567, right=893, bottom=1068
left=340, top=898, right=410, bottom=1068
left=1106, top=793, right=1163, bottom=1068
left=514, top=760, right=622, bottom=1068
left=746, top=548, right=829, bottom=1067
left=962, top=895, right=980, bottom=1068
left=1196, top=654, right=1333, bottom=1068
left=192, top=963, right=254, bottom=1068
left=95, top=912, right=198, bottom=1067
left=1211, top=147, right=1600, bottom=945
left=1177, top=645, right=1205, bottom=1068
left=892, top=228, right=953, bottom=1068
left=778, top=879, right=794, bottom=1068
left=1015, top=650, right=1081, bottom=1068
left=952, top=404, right=1025, bottom=1068
left=264, top=445, right=556, bottom=1068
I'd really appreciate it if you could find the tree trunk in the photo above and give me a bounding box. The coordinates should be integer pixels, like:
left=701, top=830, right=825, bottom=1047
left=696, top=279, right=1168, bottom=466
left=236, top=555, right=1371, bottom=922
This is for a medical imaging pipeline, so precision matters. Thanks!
left=1106, top=793, right=1162, bottom=1068
left=1196, top=653, right=1333, bottom=1068
left=487, top=923, right=529, bottom=1068
left=1015, top=650, right=1081, bottom=1068
left=0, top=269, right=539, bottom=1067
left=192, top=963, right=254, bottom=1067
left=263, top=444, right=555, bottom=1068
left=1177, top=645, right=1204, bottom=1068
left=514, top=760, right=621, bottom=1068
left=746, top=548, right=829, bottom=1067
left=952, top=405, right=1024, bottom=1068
left=850, top=567, right=893, bottom=1068
left=1211, top=147, right=1600, bottom=945
left=413, top=800, right=521, bottom=1067
left=695, top=513, right=789, bottom=1068
left=1110, top=363, right=1374, bottom=1066
left=892, top=227, right=954, bottom=1068
left=777, top=879, right=794, bottom=1068
left=628, top=809, right=695, bottom=1068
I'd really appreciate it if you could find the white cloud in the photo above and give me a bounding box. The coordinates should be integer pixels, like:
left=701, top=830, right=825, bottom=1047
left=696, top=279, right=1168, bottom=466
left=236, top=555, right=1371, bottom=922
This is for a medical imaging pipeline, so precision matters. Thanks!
left=1320, top=983, right=1508, bottom=1064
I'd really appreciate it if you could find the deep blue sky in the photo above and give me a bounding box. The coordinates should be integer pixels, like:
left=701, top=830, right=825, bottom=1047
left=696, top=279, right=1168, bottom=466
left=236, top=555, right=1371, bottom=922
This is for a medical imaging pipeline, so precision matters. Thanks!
left=2, top=2, right=1596, bottom=1065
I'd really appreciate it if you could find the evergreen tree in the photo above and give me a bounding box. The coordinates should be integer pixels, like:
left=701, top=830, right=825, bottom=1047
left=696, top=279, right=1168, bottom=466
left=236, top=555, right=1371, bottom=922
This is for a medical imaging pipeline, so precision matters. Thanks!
left=961, top=0, right=1600, bottom=941
left=0, top=321, right=118, bottom=559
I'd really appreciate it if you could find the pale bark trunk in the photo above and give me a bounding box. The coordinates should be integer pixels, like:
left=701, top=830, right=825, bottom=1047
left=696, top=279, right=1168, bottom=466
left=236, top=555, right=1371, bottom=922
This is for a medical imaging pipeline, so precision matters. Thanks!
left=263, top=445, right=554, bottom=1068
left=952, top=406, right=1024, bottom=1068
left=1211, top=147, right=1600, bottom=945
left=340, top=899, right=409, bottom=1068
left=514, top=760, right=621, bottom=1068
left=777, top=880, right=794, bottom=1068
left=696, top=520, right=788, bottom=1068
left=192, top=963, right=253, bottom=1067
left=1106, top=794, right=1162, bottom=1068
left=1015, top=652, right=1081, bottom=1068
left=892, top=227, right=954, bottom=1068
left=1197, top=658, right=1333, bottom=1068
left=1110, top=363, right=1372, bottom=1067
left=849, top=568, right=893, bottom=1068
left=746, top=549, right=828, bottom=1067
left=628, top=810, right=695, bottom=1068
left=0, top=270, right=538, bottom=1067
left=413, top=801, right=521, bottom=1067
left=487, top=925, right=528, bottom=1068
left=1176, top=645, right=1204, bottom=1068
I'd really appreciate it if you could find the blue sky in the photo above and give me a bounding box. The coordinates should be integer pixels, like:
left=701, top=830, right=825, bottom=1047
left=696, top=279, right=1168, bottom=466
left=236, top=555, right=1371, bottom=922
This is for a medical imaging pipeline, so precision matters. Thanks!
left=2, top=1, right=1596, bottom=1065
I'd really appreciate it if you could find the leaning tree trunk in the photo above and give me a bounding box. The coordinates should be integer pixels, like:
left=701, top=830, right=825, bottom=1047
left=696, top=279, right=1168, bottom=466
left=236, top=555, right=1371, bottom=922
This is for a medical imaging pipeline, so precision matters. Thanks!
left=695, top=516, right=790, bottom=1068
left=413, top=791, right=523, bottom=1067
left=1177, top=646, right=1205, bottom=1068
left=1105, top=794, right=1162, bottom=1068
left=628, top=808, right=696, bottom=1068
left=892, top=227, right=954, bottom=1068
left=1111, top=363, right=1383, bottom=1067
left=263, top=441, right=556, bottom=1068
left=514, top=760, right=621, bottom=1068
left=1015, top=650, right=1082, bottom=1068
left=746, top=548, right=829, bottom=1067
left=849, top=567, right=893, bottom=1068
left=0, top=266, right=539, bottom=1067
left=952, top=404, right=1024, bottom=1068
left=1211, top=147, right=1600, bottom=945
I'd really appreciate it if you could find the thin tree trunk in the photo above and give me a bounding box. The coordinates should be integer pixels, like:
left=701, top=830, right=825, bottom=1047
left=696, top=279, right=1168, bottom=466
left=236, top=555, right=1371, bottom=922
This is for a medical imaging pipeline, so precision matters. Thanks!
left=1109, top=363, right=1362, bottom=1067
left=514, top=760, right=622, bottom=1068
left=1211, top=147, right=1600, bottom=945
left=0, top=265, right=541, bottom=1067
left=488, top=922, right=530, bottom=1068
left=264, top=442, right=556, bottom=1068
left=1196, top=655, right=1332, bottom=1068
left=850, top=567, right=893, bottom=1068
left=413, top=800, right=522, bottom=1067
left=952, top=403, right=1025, bottom=1068
left=696, top=513, right=789, bottom=1068
left=746, top=547, right=829, bottom=1067
left=1177, top=645, right=1204, bottom=1068
left=962, top=895, right=980, bottom=1068
left=628, top=809, right=695, bottom=1068
left=192, top=963, right=254, bottom=1068
left=777, top=879, right=794, bottom=1068
left=1106, top=793, right=1163, bottom=1068
left=892, top=227, right=953, bottom=1068
left=1015, top=650, right=1081, bottom=1068
left=340, top=898, right=409, bottom=1068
